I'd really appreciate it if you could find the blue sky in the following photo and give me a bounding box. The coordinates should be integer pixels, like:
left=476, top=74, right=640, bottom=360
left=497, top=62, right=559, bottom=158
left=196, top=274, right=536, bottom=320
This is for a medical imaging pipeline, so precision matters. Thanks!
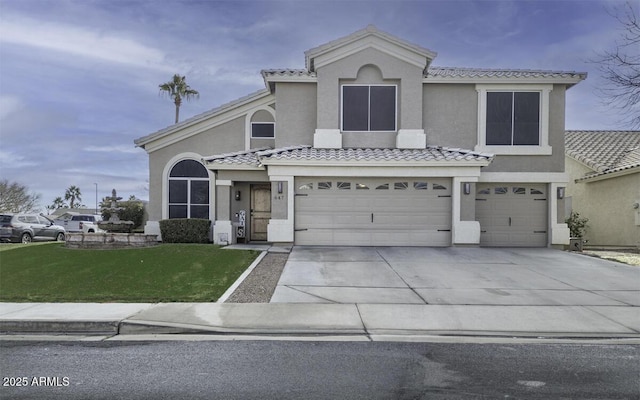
left=0, top=0, right=631, bottom=210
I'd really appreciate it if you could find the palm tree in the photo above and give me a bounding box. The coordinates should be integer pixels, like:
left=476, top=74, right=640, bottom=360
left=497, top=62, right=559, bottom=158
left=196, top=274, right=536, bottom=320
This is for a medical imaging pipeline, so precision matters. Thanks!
left=159, top=74, right=200, bottom=124
left=64, top=186, right=82, bottom=209
left=52, top=196, right=67, bottom=209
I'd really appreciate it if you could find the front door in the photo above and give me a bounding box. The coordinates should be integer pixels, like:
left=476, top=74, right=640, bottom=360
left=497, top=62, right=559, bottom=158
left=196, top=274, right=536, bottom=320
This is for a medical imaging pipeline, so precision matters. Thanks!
left=250, top=184, right=271, bottom=241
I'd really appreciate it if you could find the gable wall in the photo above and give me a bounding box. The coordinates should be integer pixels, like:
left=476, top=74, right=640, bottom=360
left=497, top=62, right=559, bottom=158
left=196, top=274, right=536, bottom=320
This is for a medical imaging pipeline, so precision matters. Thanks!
left=315, top=47, right=424, bottom=147
left=146, top=116, right=245, bottom=220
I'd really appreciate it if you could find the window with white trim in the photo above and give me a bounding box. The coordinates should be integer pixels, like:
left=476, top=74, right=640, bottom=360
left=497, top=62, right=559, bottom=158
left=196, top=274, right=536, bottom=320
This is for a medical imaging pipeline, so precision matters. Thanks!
left=168, top=160, right=209, bottom=219
left=486, top=92, right=539, bottom=145
left=476, top=84, right=552, bottom=155
left=251, top=122, right=275, bottom=139
left=342, top=84, right=396, bottom=131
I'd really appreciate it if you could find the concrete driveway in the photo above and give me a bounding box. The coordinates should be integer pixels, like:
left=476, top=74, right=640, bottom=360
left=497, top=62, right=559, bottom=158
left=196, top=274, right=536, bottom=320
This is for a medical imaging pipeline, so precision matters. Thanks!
left=271, top=247, right=640, bottom=306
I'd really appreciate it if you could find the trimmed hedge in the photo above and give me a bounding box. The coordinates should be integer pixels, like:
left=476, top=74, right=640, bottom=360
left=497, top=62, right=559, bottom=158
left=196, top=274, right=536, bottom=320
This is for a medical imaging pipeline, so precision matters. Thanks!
left=159, top=219, right=211, bottom=243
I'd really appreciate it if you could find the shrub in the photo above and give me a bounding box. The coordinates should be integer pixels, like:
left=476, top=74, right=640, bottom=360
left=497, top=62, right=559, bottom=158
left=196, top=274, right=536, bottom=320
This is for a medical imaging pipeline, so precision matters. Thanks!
left=159, top=219, right=211, bottom=243
left=565, top=211, right=589, bottom=238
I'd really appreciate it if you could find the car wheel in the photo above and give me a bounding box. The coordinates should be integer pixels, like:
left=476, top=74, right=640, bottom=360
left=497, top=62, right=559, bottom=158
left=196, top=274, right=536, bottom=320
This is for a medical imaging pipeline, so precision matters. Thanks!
left=56, top=233, right=65, bottom=241
left=21, top=233, right=32, bottom=244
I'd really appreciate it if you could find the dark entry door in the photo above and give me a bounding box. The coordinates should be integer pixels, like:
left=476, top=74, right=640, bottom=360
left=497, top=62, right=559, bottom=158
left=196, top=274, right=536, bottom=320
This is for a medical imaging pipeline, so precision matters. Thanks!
left=250, top=184, right=271, bottom=241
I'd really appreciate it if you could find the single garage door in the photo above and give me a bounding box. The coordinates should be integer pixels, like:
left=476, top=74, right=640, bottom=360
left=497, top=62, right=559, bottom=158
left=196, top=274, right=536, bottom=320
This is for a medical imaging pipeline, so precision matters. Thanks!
left=295, top=178, right=452, bottom=246
left=475, top=183, right=548, bottom=247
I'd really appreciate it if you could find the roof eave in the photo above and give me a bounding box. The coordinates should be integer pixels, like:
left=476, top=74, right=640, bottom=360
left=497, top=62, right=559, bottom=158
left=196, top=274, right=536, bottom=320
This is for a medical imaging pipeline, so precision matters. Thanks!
left=134, top=89, right=273, bottom=150
left=260, top=159, right=493, bottom=167
left=575, top=165, right=640, bottom=183
left=203, top=163, right=265, bottom=171
left=423, top=76, right=586, bottom=87
left=304, top=25, right=437, bottom=72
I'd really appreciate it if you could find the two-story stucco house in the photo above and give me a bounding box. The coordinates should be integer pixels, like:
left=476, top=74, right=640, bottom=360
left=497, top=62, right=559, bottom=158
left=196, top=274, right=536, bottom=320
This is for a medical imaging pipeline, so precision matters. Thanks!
left=135, top=25, right=586, bottom=248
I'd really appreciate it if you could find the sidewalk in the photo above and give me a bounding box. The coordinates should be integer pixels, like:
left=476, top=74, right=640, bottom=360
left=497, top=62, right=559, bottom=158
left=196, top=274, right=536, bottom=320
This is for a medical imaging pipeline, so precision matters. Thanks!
left=2, top=246, right=638, bottom=339
left=1, top=302, right=639, bottom=338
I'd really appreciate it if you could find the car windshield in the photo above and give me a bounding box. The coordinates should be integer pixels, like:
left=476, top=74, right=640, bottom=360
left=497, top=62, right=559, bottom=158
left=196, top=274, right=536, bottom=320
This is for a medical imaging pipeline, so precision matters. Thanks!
left=0, top=215, right=12, bottom=223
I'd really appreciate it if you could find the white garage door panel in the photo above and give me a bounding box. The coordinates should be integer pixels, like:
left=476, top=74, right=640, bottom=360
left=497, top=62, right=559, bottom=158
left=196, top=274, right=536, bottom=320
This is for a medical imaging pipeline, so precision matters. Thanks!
left=294, top=178, right=452, bottom=246
left=476, top=184, right=548, bottom=247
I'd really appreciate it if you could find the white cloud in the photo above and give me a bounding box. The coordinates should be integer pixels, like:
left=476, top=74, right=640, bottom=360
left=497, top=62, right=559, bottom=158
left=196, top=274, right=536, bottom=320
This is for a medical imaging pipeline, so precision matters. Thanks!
left=84, top=145, right=140, bottom=154
left=0, top=150, right=38, bottom=169
left=0, top=15, right=173, bottom=72
left=0, top=96, right=24, bottom=120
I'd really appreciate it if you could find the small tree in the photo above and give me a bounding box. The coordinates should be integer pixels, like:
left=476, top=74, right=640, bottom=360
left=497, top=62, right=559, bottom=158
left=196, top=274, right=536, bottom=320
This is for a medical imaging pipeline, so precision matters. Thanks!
left=0, top=179, right=41, bottom=213
left=566, top=211, right=589, bottom=238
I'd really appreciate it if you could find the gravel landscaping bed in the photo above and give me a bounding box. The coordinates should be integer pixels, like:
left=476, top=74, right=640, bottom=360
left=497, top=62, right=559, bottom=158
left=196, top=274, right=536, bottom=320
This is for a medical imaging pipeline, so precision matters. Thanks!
left=582, top=250, right=640, bottom=266
left=225, top=253, right=289, bottom=303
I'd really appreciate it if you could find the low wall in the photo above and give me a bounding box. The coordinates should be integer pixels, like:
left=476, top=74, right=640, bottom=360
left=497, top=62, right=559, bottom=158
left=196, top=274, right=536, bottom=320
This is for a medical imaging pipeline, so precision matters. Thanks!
left=65, top=233, right=159, bottom=249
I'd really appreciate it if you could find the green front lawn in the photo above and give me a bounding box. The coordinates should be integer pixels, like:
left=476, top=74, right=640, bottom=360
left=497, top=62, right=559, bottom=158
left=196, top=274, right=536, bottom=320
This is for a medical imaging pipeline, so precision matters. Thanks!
left=0, top=243, right=259, bottom=302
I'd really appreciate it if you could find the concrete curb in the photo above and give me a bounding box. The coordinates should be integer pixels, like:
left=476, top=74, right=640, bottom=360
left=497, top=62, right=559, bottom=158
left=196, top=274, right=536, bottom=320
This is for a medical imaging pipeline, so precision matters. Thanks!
left=2, top=303, right=639, bottom=339
left=0, top=320, right=120, bottom=335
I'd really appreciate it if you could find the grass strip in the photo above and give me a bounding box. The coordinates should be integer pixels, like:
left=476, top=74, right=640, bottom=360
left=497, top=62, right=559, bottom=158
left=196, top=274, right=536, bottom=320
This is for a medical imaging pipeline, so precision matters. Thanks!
left=0, top=243, right=259, bottom=302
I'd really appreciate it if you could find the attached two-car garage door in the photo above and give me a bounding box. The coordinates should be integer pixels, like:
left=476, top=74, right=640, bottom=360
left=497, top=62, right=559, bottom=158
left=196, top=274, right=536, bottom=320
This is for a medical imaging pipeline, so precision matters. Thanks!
left=294, top=178, right=452, bottom=246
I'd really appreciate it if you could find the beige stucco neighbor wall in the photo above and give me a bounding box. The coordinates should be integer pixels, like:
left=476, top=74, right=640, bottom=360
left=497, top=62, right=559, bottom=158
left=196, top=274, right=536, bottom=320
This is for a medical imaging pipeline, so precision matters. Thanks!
left=146, top=116, right=245, bottom=221
left=566, top=157, right=640, bottom=247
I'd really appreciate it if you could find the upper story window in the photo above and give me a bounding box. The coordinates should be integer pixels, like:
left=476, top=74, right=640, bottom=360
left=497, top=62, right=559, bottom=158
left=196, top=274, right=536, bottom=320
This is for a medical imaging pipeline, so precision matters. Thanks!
left=341, top=85, right=396, bottom=132
left=486, top=92, right=540, bottom=145
left=476, top=84, right=552, bottom=155
left=251, top=122, right=275, bottom=139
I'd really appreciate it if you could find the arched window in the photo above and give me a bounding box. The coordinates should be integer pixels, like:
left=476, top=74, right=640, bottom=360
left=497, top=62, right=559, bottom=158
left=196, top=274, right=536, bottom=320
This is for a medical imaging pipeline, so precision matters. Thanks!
left=168, top=160, right=209, bottom=219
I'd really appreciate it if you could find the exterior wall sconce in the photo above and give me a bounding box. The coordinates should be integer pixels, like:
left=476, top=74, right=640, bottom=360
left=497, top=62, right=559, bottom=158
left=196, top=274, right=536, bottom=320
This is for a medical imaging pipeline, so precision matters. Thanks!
left=277, top=181, right=283, bottom=194
left=463, top=182, right=471, bottom=195
left=557, top=187, right=565, bottom=199
left=235, top=191, right=241, bottom=201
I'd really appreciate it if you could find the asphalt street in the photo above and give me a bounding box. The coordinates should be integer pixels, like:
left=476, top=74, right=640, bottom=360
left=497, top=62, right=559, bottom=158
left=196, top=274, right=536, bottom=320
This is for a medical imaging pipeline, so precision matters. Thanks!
left=1, top=340, right=638, bottom=399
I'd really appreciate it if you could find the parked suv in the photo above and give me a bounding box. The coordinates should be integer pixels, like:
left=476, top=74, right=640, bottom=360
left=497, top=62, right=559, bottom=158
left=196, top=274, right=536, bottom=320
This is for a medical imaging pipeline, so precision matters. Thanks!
left=0, top=213, right=66, bottom=243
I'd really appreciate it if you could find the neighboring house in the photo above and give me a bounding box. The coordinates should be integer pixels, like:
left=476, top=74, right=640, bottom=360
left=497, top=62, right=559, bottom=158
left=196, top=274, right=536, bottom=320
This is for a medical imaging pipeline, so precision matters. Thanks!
left=49, top=208, right=101, bottom=218
left=135, top=25, right=587, bottom=247
left=565, top=131, right=640, bottom=248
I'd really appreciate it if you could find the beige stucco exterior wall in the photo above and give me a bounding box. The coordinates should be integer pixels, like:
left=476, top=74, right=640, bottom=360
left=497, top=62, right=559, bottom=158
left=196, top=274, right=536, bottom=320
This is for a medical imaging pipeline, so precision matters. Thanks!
left=423, top=84, right=478, bottom=149
left=274, top=82, right=316, bottom=147
left=146, top=116, right=245, bottom=221
left=566, top=157, right=640, bottom=247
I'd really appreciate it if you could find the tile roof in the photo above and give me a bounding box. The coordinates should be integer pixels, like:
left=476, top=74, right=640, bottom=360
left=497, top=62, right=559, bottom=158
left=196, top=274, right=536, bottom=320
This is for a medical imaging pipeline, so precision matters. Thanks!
left=565, top=130, right=640, bottom=180
left=427, top=67, right=587, bottom=80
left=204, top=145, right=493, bottom=168
left=261, top=66, right=587, bottom=81
left=261, top=69, right=316, bottom=79
left=202, top=147, right=272, bottom=167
